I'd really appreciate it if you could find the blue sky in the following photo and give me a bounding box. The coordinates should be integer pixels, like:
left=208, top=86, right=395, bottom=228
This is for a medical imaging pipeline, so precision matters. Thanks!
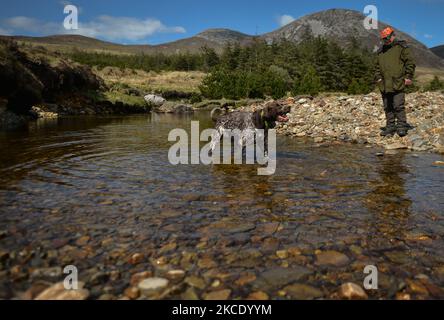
left=0, top=0, right=443, bottom=47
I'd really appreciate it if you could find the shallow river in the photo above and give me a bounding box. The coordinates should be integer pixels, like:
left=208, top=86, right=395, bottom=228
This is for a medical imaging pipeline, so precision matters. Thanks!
left=0, top=112, right=443, bottom=299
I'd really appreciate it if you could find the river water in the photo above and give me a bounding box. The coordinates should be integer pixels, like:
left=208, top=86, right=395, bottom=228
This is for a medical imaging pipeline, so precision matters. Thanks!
left=0, top=112, right=443, bottom=299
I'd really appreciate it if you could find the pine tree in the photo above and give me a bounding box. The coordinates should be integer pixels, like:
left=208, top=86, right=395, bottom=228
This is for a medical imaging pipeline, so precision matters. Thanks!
left=292, top=65, right=322, bottom=96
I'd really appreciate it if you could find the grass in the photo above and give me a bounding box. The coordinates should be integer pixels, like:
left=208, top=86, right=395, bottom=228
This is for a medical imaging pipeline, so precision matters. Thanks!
left=103, top=91, right=146, bottom=107
left=416, top=67, right=444, bottom=86
left=94, top=67, right=206, bottom=94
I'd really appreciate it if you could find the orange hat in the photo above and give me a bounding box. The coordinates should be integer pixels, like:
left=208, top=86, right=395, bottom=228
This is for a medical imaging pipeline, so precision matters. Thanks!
left=380, top=27, right=394, bottom=39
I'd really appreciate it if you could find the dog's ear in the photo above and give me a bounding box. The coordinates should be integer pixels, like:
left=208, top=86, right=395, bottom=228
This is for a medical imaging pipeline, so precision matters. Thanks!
left=210, top=107, right=223, bottom=122
left=262, top=104, right=278, bottom=121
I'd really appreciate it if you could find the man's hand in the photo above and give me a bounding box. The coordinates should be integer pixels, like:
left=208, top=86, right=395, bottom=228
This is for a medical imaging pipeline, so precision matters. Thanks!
left=405, top=79, right=413, bottom=86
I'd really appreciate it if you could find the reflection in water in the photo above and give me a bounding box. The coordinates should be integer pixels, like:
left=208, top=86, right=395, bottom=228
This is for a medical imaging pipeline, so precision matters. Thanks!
left=0, top=112, right=443, bottom=299
left=366, top=153, right=412, bottom=248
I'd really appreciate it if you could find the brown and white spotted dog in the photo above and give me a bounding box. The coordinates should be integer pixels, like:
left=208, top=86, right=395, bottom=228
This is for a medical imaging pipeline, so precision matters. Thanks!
left=209, top=101, right=290, bottom=154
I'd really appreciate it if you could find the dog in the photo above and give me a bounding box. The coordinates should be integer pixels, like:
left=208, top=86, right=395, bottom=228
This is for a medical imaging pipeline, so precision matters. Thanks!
left=209, top=101, right=290, bottom=156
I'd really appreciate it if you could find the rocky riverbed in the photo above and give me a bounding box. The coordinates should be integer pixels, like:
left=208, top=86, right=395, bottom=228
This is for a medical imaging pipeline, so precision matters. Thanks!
left=235, top=91, right=444, bottom=154
left=0, top=113, right=443, bottom=300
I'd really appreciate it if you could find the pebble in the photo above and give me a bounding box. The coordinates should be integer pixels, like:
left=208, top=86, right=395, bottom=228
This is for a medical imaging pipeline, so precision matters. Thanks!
left=247, top=291, right=269, bottom=300
left=235, top=274, right=257, bottom=286
left=124, top=287, right=140, bottom=300
left=35, top=282, right=89, bottom=300
left=137, top=277, right=169, bottom=297
left=315, top=250, right=350, bottom=267
left=254, top=267, right=312, bottom=291
left=129, top=253, right=144, bottom=265
left=283, top=284, right=324, bottom=300
left=276, top=250, right=288, bottom=259
left=203, top=289, right=231, bottom=300
left=75, top=236, right=90, bottom=246
left=338, top=283, right=368, bottom=300
left=185, top=276, right=206, bottom=290
left=166, top=269, right=186, bottom=282
left=130, top=271, right=153, bottom=286
left=181, top=287, right=199, bottom=300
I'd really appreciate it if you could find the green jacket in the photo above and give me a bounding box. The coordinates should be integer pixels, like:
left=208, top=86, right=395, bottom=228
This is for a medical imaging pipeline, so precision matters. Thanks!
left=375, top=40, right=416, bottom=93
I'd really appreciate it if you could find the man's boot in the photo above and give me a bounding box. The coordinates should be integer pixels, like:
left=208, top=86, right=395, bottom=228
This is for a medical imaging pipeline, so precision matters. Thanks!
left=397, top=124, right=408, bottom=137
left=380, top=125, right=397, bottom=137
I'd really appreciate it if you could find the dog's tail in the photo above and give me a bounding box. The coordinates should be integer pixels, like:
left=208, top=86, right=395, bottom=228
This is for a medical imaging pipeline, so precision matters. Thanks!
left=210, top=107, right=224, bottom=122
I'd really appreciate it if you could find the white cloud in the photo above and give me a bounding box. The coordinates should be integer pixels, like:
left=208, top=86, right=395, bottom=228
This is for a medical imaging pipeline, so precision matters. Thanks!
left=3, top=16, right=64, bottom=35
left=277, top=14, right=295, bottom=27
left=0, top=27, right=11, bottom=35
left=424, top=34, right=433, bottom=39
left=0, top=15, right=186, bottom=42
left=75, top=16, right=186, bottom=41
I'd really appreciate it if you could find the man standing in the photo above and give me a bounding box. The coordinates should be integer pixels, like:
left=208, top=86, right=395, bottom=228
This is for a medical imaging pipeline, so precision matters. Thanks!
left=375, top=27, right=416, bottom=137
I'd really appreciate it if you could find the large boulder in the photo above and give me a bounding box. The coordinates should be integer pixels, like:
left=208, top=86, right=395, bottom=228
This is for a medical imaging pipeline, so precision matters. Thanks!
left=144, top=94, right=166, bottom=107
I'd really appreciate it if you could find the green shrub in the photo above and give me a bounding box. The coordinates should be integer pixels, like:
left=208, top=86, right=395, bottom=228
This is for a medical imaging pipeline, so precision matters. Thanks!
left=425, top=76, right=444, bottom=91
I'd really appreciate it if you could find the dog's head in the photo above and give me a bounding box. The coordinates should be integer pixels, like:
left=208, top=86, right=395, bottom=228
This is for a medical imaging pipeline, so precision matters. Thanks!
left=261, top=103, right=290, bottom=124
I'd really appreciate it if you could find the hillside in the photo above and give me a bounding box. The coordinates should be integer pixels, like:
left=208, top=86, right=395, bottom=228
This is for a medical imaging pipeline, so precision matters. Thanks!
left=431, top=45, right=444, bottom=59
left=0, top=39, right=152, bottom=129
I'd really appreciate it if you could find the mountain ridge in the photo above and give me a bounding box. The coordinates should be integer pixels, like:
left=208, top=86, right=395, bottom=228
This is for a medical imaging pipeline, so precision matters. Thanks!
left=431, top=45, right=444, bottom=60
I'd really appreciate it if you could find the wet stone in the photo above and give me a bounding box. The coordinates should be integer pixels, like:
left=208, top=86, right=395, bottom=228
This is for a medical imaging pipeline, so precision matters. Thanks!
left=23, top=281, right=52, bottom=300
left=166, top=269, right=186, bottom=282
left=247, top=291, right=269, bottom=300
left=315, top=250, right=350, bottom=267
left=198, top=257, right=217, bottom=269
left=203, top=289, right=231, bottom=300
left=253, top=267, right=312, bottom=291
left=75, top=236, right=90, bottom=246
left=235, top=274, right=257, bottom=286
left=181, top=287, right=199, bottom=300
left=338, top=283, right=368, bottom=300
left=384, top=251, right=411, bottom=264
left=89, top=272, right=109, bottom=285
left=185, top=276, right=206, bottom=290
left=35, top=282, right=89, bottom=300
left=124, top=287, right=140, bottom=300
left=129, top=253, right=144, bottom=265
left=283, top=284, right=324, bottom=300
left=137, top=277, right=169, bottom=297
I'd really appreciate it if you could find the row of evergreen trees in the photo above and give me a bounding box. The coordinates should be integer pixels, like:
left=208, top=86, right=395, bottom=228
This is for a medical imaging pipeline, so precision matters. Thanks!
left=69, top=37, right=443, bottom=100
left=69, top=50, right=208, bottom=72
left=199, top=37, right=375, bottom=99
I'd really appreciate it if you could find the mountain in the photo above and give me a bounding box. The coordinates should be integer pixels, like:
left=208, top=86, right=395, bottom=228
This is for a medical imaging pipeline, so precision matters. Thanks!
left=3, top=29, right=255, bottom=55
left=261, top=9, right=444, bottom=69
left=195, top=28, right=255, bottom=45
left=431, top=45, right=444, bottom=59
left=1, top=9, right=443, bottom=68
